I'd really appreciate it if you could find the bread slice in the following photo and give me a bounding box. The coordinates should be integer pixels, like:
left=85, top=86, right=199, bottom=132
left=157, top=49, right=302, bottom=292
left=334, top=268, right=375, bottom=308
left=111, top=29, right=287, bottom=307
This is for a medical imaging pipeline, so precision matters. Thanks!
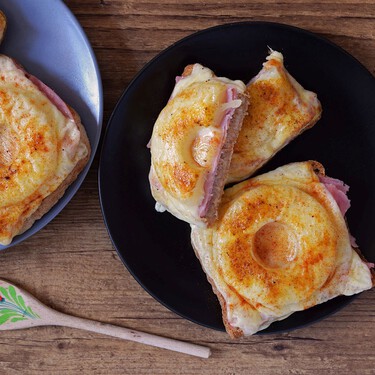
left=149, top=63, right=248, bottom=226
left=191, top=161, right=374, bottom=337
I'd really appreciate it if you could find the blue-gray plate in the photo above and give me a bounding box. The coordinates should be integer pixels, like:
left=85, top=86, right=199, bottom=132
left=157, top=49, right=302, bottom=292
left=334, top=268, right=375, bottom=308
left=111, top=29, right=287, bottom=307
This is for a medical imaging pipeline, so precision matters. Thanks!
left=0, top=0, right=103, bottom=250
left=99, top=22, right=375, bottom=333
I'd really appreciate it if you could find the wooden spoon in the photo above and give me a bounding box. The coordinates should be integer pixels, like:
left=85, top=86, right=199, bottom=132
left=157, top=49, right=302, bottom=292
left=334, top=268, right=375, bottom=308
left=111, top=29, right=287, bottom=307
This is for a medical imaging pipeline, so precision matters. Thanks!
left=0, top=279, right=211, bottom=358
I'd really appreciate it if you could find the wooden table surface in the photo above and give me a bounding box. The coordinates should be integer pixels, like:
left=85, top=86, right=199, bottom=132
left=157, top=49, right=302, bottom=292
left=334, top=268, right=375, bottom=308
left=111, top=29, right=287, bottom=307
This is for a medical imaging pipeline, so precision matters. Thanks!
left=0, top=0, right=374, bottom=374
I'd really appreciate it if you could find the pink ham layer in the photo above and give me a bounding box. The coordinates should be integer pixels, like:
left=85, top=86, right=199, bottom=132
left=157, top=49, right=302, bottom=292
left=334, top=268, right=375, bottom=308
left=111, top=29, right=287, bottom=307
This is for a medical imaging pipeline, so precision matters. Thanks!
left=319, top=175, right=374, bottom=270
left=13, top=59, right=75, bottom=121
left=198, top=87, right=237, bottom=218
left=319, top=175, right=351, bottom=216
left=319, top=175, right=357, bottom=248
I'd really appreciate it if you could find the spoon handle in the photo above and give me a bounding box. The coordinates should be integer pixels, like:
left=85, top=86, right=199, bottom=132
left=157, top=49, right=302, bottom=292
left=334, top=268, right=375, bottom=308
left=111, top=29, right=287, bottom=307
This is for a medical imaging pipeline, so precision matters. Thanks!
left=49, top=311, right=211, bottom=358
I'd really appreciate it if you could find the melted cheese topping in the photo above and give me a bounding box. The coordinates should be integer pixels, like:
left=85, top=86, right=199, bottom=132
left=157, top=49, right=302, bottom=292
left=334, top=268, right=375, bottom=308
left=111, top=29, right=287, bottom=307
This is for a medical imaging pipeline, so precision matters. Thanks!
left=0, top=56, right=88, bottom=245
left=149, top=64, right=245, bottom=225
left=191, top=162, right=373, bottom=335
left=228, top=50, right=322, bottom=183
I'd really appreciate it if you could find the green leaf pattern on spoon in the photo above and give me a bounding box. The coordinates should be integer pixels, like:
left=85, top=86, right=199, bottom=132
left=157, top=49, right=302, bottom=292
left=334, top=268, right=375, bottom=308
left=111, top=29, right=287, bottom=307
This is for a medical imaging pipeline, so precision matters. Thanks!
left=0, top=285, right=40, bottom=324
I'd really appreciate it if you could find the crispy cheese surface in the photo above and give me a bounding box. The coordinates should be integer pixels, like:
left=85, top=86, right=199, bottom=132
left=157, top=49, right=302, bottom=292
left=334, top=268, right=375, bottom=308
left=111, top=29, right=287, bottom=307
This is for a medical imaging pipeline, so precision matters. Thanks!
left=0, top=56, right=88, bottom=245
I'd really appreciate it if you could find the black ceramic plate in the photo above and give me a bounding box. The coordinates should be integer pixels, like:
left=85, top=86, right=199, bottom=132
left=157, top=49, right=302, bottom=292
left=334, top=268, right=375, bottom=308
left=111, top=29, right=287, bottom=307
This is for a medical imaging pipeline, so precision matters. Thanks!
left=99, top=22, right=375, bottom=333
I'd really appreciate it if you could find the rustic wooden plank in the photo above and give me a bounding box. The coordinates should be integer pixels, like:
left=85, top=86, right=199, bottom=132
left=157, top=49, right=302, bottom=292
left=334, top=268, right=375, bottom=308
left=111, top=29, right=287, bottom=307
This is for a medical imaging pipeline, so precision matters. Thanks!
left=0, top=0, right=373, bottom=373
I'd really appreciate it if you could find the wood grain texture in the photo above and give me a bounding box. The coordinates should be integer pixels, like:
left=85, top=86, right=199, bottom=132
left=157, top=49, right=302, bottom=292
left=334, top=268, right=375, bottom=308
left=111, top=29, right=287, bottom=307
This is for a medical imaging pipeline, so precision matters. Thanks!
left=0, top=0, right=374, bottom=374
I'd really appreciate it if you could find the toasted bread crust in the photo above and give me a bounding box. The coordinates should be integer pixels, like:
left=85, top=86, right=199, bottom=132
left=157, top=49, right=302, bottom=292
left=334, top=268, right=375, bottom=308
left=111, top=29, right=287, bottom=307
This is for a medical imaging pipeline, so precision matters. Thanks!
left=207, top=273, right=244, bottom=338
left=182, top=64, right=194, bottom=77
left=191, top=230, right=244, bottom=338
left=309, top=160, right=325, bottom=176
left=18, top=107, right=91, bottom=236
left=203, top=92, right=249, bottom=225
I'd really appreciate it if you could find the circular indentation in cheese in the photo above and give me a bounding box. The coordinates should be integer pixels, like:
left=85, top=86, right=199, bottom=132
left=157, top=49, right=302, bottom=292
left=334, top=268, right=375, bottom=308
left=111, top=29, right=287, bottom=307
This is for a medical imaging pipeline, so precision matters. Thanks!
left=253, top=222, right=298, bottom=269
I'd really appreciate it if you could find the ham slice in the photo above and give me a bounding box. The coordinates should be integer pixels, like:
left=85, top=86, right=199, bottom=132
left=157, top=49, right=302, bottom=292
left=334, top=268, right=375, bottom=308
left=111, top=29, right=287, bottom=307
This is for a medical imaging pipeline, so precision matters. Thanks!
left=319, top=175, right=359, bottom=248
left=198, top=87, right=238, bottom=217
left=319, top=175, right=351, bottom=216
left=26, top=73, right=75, bottom=121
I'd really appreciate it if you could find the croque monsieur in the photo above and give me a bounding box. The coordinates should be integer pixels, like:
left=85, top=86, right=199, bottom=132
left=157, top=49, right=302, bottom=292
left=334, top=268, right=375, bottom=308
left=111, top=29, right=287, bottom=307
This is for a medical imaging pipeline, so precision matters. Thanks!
left=149, top=64, right=248, bottom=226
left=0, top=54, right=90, bottom=245
left=228, top=50, right=322, bottom=183
left=191, top=162, right=374, bottom=337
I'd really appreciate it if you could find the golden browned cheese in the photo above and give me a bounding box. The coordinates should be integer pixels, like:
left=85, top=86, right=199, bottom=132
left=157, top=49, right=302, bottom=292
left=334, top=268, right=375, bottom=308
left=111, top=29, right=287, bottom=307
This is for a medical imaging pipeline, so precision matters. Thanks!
left=217, top=184, right=337, bottom=308
left=0, top=56, right=88, bottom=245
left=191, top=162, right=373, bottom=336
left=149, top=64, right=246, bottom=225
left=228, top=51, right=322, bottom=183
